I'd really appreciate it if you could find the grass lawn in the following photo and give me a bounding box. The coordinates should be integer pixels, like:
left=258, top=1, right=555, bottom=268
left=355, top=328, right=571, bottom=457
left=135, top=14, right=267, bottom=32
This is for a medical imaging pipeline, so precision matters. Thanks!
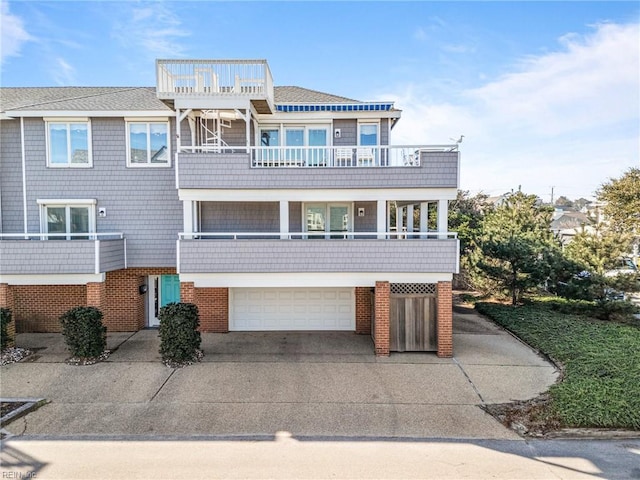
left=475, top=298, right=640, bottom=430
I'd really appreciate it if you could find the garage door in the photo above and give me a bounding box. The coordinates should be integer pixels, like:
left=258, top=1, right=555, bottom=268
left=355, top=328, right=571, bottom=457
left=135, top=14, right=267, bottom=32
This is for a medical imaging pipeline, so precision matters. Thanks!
left=230, top=288, right=355, bottom=331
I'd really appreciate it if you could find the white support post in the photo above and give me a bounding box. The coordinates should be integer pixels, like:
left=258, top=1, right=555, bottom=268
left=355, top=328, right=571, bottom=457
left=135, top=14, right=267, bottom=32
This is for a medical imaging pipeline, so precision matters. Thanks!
left=407, top=205, right=414, bottom=238
left=420, top=202, right=429, bottom=235
left=280, top=200, right=289, bottom=239
left=396, top=205, right=403, bottom=238
left=245, top=109, right=251, bottom=152
left=183, top=201, right=194, bottom=240
left=438, top=199, right=448, bottom=239
left=377, top=200, right=386, bottom=239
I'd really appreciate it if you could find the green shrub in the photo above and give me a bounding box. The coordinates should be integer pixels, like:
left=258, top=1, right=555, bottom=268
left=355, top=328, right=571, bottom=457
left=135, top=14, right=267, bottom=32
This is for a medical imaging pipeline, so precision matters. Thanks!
left=158, top=302, right=201, bottom=364
left=1, top=307, right=13, bottom=351
left=594, top=300, right=639, bottom=322
left=60, top=306, right=106, bottom=358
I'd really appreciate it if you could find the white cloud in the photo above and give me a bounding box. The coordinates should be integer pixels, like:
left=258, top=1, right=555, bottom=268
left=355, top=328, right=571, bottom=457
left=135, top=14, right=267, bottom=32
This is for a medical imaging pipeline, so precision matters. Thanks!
left=111, top=3, right=190, bottom=59
left=384, top=22, right=640, bottom=200
left=0, top=1, right=33, bottom=64
left=51, top=57, right=76, bottom=85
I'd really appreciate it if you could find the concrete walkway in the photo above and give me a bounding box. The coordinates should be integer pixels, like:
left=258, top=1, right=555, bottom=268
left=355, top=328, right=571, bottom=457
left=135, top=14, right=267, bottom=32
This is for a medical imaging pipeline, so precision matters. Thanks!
left=1, top=309, right=558, bottom=439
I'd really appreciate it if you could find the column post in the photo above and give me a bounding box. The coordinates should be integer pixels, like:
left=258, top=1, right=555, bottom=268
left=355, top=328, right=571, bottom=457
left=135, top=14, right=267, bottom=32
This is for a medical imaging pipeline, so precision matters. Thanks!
left=280, top=200, right=289, bottom=239
left=438, top=199, right=448, bottom=239
left=377, top=200, right=386, bottom=239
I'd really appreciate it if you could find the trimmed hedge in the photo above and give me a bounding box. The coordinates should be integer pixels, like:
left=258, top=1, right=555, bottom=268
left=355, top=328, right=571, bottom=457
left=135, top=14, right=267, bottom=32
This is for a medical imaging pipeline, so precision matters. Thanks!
left=1, top=307, right=13, bottom=351
left=60, top=306, right=107, bottom=358
left=158, top=302, right=201, bottom=364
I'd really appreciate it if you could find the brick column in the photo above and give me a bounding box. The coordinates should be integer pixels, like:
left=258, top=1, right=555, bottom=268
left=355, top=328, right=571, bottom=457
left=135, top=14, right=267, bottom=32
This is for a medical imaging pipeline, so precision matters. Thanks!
left=0, top=283, right=16, bottom=348
left=437, top=281, right=453, bottom=357
left=355, top=287, right=372, bottom=335
left=86, top=282, right=107, bottom=311
left=374, top=281, right=390, bottom=356
left=196, top=287, right=229, bottom=333
left=180, top=282, right=196, bottom=303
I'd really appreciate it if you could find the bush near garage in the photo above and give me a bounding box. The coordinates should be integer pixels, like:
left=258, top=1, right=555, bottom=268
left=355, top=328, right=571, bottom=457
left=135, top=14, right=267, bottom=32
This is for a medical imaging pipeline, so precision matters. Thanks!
left=1, top=307, right=13, bottom=351
left=158, top=302, right=202, bottom=367
left=60, top=306, right=107, bottom=359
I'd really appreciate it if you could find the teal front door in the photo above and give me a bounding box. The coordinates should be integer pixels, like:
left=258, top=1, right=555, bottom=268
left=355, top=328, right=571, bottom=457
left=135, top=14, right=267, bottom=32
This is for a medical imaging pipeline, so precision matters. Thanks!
left=160, top=275, right=181, bottom=307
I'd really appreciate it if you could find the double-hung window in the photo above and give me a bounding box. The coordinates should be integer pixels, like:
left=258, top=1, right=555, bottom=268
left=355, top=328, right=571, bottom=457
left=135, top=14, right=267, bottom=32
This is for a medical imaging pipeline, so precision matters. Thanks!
left=46, top=119, right=92, bottom=167
left=38, top=199, right=96, bottom=240
left=126, top=121, right=170, bottom=167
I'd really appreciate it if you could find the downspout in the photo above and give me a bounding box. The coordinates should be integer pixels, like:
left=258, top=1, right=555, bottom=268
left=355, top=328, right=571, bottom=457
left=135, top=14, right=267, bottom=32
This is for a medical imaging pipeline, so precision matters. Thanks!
left=21, top=117, right=28, bottom=236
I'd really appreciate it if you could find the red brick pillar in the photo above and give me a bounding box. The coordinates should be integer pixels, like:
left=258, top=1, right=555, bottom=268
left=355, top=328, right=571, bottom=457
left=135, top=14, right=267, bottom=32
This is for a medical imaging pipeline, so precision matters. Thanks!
left=196, top=287, right=229, bottom=333
left=437, top=281, right=453, bottom=357
left=180, top=282, right=196, bottom=303
left=86, top=282, right=107, bottom=311
left=374, top=281, right=390, bottom=356
left=355, top=287, right=372, bottom=335
left=0, top=283, right=16, bottom=347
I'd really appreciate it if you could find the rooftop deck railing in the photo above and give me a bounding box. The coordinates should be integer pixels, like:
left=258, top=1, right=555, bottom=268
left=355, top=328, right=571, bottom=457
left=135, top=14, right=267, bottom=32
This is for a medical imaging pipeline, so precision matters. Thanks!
left=156, top=59, right=274, bottom=100
left=0, top=233, right=124, bottom=240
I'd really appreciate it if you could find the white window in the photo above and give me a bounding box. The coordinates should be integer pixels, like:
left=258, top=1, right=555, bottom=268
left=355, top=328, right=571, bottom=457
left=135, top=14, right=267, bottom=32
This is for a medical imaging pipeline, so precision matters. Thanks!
left=38, top=200, right=96, bottom=240
left=126, top=121, right=170, bottom=167
left=46, top=120, right=92, bottom=167
left=304, top=203, right=352, bottom=239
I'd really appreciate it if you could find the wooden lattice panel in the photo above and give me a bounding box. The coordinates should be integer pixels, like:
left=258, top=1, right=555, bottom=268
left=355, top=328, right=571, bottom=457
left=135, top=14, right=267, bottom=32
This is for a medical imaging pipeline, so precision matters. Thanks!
left=390, top=283, right=436, bottom=295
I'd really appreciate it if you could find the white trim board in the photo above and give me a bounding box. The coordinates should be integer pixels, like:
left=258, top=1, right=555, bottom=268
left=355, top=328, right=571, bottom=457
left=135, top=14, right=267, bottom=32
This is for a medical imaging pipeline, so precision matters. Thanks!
left=0, top=274, right=105, bottom=285
left=179, top=188, right=458, bottom=202
left=180, top=272, right=453, bottom=288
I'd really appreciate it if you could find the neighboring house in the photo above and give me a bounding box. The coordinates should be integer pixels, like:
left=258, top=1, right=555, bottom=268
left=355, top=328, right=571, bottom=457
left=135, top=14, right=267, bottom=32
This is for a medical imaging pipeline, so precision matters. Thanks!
left=551, top=209, right=593, bottom=244
left=0, top=60, right=460, bottom=357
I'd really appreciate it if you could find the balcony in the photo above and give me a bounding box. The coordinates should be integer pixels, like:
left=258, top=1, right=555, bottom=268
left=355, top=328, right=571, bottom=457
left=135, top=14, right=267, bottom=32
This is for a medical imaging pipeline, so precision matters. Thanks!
left=156, top=59, right=274, bottom=113
left=0, top=233, right=126, bottom=276
left=177, top=232, right=459, bottom=274
left=177, top=146, right=459, bottom=190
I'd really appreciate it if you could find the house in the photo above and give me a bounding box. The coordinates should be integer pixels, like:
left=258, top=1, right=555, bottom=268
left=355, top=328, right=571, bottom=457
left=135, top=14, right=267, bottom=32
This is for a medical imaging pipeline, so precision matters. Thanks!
left=0, top=59, right=460, bottom=357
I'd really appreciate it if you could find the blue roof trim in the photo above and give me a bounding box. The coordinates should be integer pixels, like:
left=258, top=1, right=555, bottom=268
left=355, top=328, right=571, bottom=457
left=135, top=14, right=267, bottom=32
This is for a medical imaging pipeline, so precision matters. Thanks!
left=275, top=103, right=393, bottom=112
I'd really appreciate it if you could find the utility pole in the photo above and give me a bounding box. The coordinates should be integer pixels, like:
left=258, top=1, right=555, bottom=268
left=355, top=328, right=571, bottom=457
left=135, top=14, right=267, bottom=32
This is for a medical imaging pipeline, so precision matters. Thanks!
left=550, top=186, right=555, bottom=205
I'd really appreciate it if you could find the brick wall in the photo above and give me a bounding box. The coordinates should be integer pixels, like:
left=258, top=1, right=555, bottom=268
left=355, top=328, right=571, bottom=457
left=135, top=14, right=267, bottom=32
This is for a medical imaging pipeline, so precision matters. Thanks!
left=374, top=281, right=390, bottom=356
left=196, top=287, right=229, bottom=333
left=0, top=283, right=16, bottom=347
left=437, top=281, right=453, bottom=357
left=355, top=287, right=372, bottom=335
left=10, top=284, right=86, bottom=332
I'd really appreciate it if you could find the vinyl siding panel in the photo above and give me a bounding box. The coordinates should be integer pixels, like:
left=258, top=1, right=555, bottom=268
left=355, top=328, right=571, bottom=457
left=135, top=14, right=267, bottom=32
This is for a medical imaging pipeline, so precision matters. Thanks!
left=21, top=118, right=182, bottom=268
left=0, top=120, right=24, bottom=233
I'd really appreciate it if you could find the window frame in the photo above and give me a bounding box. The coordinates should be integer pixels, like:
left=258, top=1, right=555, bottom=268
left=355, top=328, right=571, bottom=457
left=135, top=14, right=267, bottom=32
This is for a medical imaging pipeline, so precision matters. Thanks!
left=125, top=120, right=171, bottom=168
left=37, top=199, right=97, bottom=240
left=45, top=118, right=92, bottom=168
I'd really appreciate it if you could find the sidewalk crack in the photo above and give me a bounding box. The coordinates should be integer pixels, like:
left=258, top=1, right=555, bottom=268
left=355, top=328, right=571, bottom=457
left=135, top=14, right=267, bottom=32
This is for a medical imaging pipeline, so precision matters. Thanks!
left=150, top=369, right=176, bottom=402
left=453, top=357, right=485, bottom=404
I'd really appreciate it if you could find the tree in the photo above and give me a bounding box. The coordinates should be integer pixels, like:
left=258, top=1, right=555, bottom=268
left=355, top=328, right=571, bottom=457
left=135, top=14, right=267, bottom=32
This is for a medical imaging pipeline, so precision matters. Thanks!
left=564, top=225, right=632, bottom=275
left=476, top=191, right=558, bottom=304
left=554, top=196, right=574, bottom=208
left=598, top=168, right=640, bottom=235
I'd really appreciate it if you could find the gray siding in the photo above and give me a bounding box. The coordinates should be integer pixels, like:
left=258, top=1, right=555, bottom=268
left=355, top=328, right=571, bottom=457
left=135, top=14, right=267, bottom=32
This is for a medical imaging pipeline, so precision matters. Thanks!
left=0, top=240, right=95, bottom=274
left=178, top=151, right=458, bottom=189
left=200, top=202, right=278, bottom=232
left=354, top=201, right=377, bottom=233
left=0, top=120, right=24, bottom=233
left=179, top=238, right=458, bottom=273
left=333, top=119, right=357, bottom=146
left=99, top=239, right=126, bottom=271
left=21, top=118, right=182, bottom=268
left=289, top=202, right=302, bottom=232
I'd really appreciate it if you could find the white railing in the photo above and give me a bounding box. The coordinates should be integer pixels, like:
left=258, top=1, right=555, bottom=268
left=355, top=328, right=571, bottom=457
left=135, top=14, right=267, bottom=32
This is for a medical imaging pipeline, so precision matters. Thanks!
left=177, top=145, right=456, bottom=167
left=0, top=232, right=125, bottom=240
left=179, top=231, right=458, bottom=240
left=156, top=59, right=273, bottom=99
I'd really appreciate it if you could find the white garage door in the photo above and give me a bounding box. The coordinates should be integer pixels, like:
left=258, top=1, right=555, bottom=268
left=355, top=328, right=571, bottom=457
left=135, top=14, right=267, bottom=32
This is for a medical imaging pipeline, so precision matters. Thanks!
left=230, top=288, right=355, bottom=331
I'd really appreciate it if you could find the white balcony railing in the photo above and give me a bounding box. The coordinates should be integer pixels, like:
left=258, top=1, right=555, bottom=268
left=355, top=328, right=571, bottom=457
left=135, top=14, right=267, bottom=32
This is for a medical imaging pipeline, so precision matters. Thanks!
left=176, top=145, right=456, bottom=168
left=178, top=232, right=458, bottom=240
left=156, top=59, right=274, bottom=99
left=0, top=232, right=125, bottom=241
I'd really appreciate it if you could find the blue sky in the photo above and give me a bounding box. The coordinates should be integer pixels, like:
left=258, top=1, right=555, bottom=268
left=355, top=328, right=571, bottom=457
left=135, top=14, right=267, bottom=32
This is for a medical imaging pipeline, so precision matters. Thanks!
left=2, top=1, right=638, bottom=201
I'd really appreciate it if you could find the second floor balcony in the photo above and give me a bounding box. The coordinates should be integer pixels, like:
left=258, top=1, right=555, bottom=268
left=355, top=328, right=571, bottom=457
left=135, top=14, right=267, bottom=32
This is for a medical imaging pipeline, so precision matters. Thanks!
left=177, top=145, right=459, bottom=190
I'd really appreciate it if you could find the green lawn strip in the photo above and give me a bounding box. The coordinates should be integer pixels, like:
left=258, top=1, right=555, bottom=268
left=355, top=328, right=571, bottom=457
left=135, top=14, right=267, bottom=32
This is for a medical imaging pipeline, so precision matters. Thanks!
left=476, top=300, right=640, bottom=430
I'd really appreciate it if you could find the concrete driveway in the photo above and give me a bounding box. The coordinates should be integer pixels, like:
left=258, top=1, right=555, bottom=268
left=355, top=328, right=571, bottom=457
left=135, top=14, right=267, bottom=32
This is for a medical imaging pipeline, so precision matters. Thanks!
left=1, top=309, right=558, bottom=439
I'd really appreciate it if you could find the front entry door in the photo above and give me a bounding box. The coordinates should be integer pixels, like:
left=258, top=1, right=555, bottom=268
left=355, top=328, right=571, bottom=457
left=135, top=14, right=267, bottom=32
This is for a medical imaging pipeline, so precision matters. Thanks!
left=147, top=274, right=180, bottom=327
